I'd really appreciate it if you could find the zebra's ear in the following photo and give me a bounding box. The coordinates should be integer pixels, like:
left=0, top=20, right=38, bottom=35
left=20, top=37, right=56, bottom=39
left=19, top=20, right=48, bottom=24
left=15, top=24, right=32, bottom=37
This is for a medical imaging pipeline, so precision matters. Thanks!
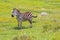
left=17, top=9, right=20, bottom=12
left=11, top=8, right=16, bottom=12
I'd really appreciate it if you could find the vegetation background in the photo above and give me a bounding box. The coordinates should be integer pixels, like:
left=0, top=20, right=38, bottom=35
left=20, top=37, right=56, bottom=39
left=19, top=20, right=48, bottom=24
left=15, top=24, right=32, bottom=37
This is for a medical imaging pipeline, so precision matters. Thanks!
left=0, top=0, right=60, bottom=40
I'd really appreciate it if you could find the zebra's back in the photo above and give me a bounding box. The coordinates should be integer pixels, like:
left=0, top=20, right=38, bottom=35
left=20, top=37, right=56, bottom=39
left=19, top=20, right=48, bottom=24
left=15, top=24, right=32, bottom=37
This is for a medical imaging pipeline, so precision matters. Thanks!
left=22, top=12, right=32, bottom=20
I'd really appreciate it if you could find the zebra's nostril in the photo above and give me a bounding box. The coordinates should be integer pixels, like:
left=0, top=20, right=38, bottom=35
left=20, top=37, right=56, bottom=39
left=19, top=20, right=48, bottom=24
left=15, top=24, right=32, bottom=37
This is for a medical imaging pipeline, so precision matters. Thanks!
left=11, top=15, right=14, bottom=17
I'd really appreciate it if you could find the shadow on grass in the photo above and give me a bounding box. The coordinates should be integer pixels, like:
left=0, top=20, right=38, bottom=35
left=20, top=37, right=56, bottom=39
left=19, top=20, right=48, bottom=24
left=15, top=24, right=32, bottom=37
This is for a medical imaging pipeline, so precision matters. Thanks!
left=13, top=26, right=30, bottom=30
left=32, top=21, right=37, bottom=23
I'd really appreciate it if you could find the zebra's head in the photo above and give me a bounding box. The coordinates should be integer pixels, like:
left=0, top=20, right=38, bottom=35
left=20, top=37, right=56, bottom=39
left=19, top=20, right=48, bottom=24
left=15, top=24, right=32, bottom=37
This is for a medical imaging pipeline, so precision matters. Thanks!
left=11, top=8, right=20, bottom=17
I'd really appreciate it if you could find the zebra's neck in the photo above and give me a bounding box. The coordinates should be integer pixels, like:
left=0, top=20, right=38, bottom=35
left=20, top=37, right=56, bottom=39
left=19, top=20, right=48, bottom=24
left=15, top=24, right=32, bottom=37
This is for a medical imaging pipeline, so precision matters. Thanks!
left=16, top=12, right=22, bottom=17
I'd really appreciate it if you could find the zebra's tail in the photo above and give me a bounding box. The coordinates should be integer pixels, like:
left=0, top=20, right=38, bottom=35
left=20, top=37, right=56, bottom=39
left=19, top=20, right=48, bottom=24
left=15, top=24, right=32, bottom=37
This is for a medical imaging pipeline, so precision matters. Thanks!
left=32, top=15, right=37, bottom=18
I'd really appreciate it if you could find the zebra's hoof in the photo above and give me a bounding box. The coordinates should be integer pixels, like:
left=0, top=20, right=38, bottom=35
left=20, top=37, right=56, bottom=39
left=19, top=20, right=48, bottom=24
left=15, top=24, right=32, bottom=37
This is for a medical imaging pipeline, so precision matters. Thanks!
left=30, top=26, right=32, bottom=28
left=18, top=27, right=22, bottom=30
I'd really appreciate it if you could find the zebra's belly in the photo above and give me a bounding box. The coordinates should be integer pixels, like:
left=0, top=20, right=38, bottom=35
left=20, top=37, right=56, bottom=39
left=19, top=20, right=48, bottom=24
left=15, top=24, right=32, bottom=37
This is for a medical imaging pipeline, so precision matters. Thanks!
left=22, top=18, right=29, bottom=21
left=23, top=18, right=29, bottom=21
left=17, top=17, right=31, bottom=21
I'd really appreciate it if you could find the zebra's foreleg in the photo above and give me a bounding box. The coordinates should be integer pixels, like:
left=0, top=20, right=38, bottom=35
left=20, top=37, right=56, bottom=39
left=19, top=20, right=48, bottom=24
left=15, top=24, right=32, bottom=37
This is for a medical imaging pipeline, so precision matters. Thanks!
left=18, top=20, right=22, bottom=29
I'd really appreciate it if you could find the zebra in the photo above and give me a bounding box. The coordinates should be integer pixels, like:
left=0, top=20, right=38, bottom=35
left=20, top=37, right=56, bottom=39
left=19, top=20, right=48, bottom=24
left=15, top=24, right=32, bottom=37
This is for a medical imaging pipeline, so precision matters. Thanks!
left=11, top=8, right=37, bottom=29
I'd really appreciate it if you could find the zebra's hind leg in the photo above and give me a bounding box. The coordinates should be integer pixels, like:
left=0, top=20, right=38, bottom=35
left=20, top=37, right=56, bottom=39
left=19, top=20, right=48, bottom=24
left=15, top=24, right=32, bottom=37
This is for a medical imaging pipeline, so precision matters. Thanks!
left=28, top=19, right=32, bottom=28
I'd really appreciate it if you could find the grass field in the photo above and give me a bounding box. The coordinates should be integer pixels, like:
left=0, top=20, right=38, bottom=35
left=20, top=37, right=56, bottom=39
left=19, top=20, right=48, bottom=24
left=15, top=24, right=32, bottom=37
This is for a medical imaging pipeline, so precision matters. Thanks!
left=0, top=0, right=60, bottom=40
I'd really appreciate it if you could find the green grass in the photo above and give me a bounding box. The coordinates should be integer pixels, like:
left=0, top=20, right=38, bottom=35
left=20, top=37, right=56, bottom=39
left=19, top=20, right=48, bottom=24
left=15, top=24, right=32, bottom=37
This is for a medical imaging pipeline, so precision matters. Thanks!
left=0, top=0, right=60, bottom=40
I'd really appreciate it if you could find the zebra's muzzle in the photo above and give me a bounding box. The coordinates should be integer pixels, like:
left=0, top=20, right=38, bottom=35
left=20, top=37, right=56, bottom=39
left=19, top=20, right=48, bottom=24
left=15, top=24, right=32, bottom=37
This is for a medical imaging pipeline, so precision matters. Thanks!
left=11, top=15, right=14, bottom=17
